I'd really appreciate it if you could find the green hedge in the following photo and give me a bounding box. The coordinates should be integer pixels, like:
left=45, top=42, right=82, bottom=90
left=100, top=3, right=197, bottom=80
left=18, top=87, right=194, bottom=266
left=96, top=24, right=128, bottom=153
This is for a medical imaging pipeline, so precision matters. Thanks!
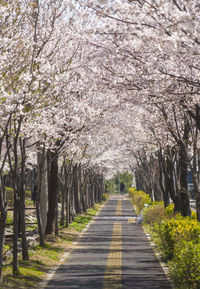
left=171, top=241, right=200, bottom=289
left=130, top=189, right=200, bottom=289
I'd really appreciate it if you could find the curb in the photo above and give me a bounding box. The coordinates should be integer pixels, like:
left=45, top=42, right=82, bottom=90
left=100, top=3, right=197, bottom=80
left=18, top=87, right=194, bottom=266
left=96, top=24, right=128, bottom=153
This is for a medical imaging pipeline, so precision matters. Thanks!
left=145, top=232, right=174, bottom=289
left=39, top=200, right=108, bottom=288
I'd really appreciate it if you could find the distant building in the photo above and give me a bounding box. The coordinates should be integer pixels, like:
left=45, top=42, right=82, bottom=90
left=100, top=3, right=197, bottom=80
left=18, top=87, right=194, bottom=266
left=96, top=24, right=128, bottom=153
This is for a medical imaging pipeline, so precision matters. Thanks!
left=188, top=170, right=195, bottom=199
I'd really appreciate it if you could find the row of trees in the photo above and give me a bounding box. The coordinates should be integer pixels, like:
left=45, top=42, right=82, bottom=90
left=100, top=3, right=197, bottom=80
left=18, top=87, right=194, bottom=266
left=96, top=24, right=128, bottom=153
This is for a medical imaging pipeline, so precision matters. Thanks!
left=79, top=0, right=200, bottom=219
left=1, top=0, right=200, bottom=284
left=0, top=0, right=108, bottom=283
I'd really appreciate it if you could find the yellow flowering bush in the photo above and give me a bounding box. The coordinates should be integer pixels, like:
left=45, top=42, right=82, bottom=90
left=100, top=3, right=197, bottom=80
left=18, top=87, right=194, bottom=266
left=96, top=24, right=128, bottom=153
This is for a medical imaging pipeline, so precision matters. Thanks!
left=171, top=241, right=200, bottom=289
left=164, top=203, right=175, bottom=217
left=154, top=217, right=200, bottom=260
left=129, top=188, right=151, bottom=214
left=130, top=188, right=200, bottom=288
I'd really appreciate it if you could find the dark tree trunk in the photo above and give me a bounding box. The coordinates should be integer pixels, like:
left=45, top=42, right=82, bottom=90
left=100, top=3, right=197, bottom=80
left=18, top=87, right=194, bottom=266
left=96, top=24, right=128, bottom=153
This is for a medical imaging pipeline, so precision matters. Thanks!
left=6, top=118, right=23, bottom=275
left=191, top=137, right=200, bottom=221
left=179, top=144, right=191, bottom=217
left=19, top=188, right=29, bottom=260
left=85, top=176, right=89, bottom=210
left=193, top=175, right=200, bottom=221
left=45, top=151, right=58, bottom=235
left=19, top=138, right=29, bottom=261
left=81, top=178, right=87, bottom=213
left=0, top=206, right=7, bottom=284
left=187, top=104, right=200, bottom=131
left=0, top=176, right=7, bottom=284
left=65, top=171, right=70, bottom=227
left=158, top=149, right=170, bottom=207
left=166, top=150, right=176, bottom=202
left=90, top=181, right=95, bottom=207
left=36, top=201, right=45, bottom=246
left=74, top=165, right=81, bottom=214
left=78, top=166, right=83, bottom=213
left=36, top=149, right=46, bottom=246
left=164, top=147, right=181, bottom=213
left=60, top=180, right=65, bottom=227
left=55, top=200, right=59, bottom=236
left=135, top=169, right=144, bottom=191
left=99, top=175, right=104, bottom=201
left=13, top=190, right=19, bottom=274
left=70, top=171, right=75, bottom=222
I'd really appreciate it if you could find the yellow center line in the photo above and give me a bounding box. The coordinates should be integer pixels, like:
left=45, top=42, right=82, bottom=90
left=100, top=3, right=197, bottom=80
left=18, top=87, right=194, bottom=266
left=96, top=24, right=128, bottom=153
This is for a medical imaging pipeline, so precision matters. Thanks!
left=103, top=223, right=122, bottom=289
left=116, top=200, right=122, bottom=216
left=128, top=217, right=136, bottom=223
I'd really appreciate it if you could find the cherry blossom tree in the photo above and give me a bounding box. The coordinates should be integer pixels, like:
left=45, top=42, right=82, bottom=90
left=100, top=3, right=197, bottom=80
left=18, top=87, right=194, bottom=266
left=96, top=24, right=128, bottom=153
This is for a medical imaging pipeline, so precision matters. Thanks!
left=2, top=0, right=200, bottom=284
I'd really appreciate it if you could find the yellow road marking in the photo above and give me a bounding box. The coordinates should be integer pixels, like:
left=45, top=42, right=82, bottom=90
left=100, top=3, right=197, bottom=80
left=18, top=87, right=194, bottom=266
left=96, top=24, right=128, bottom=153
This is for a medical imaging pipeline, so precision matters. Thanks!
left=128, top=217, right=136, bottom=223
left=103, top=223, right=122, bottom=289
left=116, top=200, right=122, bottom=216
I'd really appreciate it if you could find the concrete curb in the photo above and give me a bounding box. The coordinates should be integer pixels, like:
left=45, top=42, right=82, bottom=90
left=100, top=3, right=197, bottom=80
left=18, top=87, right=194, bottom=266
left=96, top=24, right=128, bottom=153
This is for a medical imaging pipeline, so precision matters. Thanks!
left=39, top=200, right=108, bottom=288
left=145, top=232, right=174, bottom=289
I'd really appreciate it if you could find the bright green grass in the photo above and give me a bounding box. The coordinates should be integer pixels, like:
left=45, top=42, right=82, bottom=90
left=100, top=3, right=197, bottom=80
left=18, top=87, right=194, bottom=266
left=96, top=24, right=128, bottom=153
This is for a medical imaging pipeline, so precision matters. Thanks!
left=69, top=205, right=99, bottom=231
left=69, top=215, right=92, bottom=231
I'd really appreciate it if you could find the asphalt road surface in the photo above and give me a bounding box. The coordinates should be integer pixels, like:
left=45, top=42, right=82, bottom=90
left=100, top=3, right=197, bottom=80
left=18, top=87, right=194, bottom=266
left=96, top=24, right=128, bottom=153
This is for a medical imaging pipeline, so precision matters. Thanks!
left=45, top=195, right=172, bottom=289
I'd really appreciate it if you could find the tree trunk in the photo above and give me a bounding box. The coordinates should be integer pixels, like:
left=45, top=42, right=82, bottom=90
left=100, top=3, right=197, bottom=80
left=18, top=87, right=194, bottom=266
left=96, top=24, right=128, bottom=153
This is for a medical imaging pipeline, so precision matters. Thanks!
left=65, top=171, right=70, bottom=227
left=45, top=151, right=58, bottom=235
left=13, top=191, right=19, bottom=274
left=36, top=201, right=45, bottom=246
left=85, top=178, right=89, bottom=210
left=81, top=178, right=87, bottom=213
left=0, top=207, right=7, bottom=284
left=158, top=149, right=170, bottom=207
left=55, top=200, right=59, bottom=236
left=40, top=153, right=48, bottom=235
left=165, top=148, right=180, bottom=213
left=179, top=144, right=191, bottom=216
left=60, top=180, right=65, bottom=227
left=192, top=137, right=200, bottom=221
left=94, top=176, right=98, bottom=203
left=36, top=149, right=46, bottom=246
left=0, top=178, right=7, bottom=285
left=70, top=171, right=75, bottom=222
left=74, top=165, right=81, bottom=214
left=19, top=138, right=29, bottom=261
left=90, top=180, right=95, bottom=207
left=193, top=175, right=200, bottom=221
left=136, top=170, right=143, bottom=191
left=19, top=190, right=29, bottom=260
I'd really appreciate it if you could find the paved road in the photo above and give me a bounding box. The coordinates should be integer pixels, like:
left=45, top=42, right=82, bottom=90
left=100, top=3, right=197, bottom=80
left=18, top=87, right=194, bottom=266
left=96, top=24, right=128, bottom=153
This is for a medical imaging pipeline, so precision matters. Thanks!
left=45, top=195, right=172, bottom=289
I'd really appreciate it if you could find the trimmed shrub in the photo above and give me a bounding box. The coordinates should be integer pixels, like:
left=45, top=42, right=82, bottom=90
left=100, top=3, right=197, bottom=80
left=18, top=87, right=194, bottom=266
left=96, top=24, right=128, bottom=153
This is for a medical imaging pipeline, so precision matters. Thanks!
left=143, top=202, right=165, bottom=225
left=129, top=188, right=151, bottom=214
left=153, top=217, right=200, bottom=260
left=132, top=188, right=200, bottom=288
left=171, top=241, right=200, bottom=289
left=153, top=218, right=178, bottom=259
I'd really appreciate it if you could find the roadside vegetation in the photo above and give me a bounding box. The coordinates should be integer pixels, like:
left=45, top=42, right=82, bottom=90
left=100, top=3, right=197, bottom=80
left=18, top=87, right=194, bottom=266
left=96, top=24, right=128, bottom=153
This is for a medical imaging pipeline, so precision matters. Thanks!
left=129, top=188, right=200, bottom=289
